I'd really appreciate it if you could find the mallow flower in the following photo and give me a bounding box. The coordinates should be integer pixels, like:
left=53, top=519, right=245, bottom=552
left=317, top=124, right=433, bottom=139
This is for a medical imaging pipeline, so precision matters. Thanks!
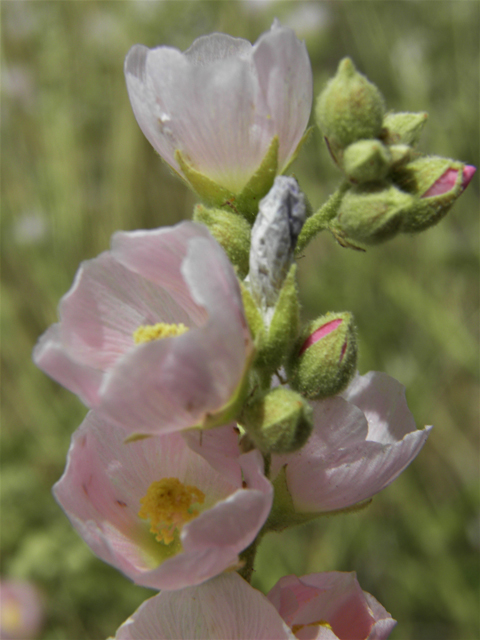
left=111, top=571, right=395, bottom=639
left=33, top=221, right=253, bottom=437
left=125, top=22, right=313, bottom=214
left=268, top=371, right=431, bottom=521
left=54, top=414, right=272, bottom=591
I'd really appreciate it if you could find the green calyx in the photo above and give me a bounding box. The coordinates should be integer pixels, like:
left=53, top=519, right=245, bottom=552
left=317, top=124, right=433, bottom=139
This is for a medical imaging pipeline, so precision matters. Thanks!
left=193, top=204, right=251, bottom=278
left=316, top=58, right=386, bottom=163
left=330, top=183, right=414, bottom=246
left=256, top=265, right=300, bottom=373
left=343, top=139, right=391, bottom=184
left=176, top=136, right=280, bottom=223
left=240, top=387, right=313, bottom=454
left=381, top=111, right=429, bottom=147
left=286, top=311, right=357, bottom=400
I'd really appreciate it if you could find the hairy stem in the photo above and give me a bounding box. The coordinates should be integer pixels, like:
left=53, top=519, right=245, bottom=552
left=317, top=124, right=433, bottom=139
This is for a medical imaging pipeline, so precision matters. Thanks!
left=295, top=181, right=349, bottom=254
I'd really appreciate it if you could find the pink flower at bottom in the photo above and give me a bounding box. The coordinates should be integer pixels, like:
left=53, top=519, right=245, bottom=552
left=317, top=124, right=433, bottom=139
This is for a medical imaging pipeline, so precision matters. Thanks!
left=268, top=573, right=396, bottom=640
left=54, top=414, right=272, bottom=591
left=111, top=571, right=395, bottom=640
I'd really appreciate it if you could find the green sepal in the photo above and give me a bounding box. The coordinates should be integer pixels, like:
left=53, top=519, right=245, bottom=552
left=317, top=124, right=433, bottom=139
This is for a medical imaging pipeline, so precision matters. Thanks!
left=240, top=387, right=313, bottom=454
left=343, top=139, right=391, bottom=183
left=193, top=204, right=251, bottom=279
left=200, top=347, right=255, bottom=431
left=175, top=149, right=235, bottom=208
left=281, top=126, right=314, bottom=175
left=264, top=466, right=373, bottom=533
left=235, top=135, right=279, bottom=223
left=381, top=111, right=428, bottom=147
left=256, top=265, right=300, bottom=373
left=239, top=282, right=265, bottom=344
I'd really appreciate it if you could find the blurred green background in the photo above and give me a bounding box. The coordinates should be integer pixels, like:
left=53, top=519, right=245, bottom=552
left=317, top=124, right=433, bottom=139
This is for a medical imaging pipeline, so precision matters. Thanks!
left=1, top=1, right=479, bottom=638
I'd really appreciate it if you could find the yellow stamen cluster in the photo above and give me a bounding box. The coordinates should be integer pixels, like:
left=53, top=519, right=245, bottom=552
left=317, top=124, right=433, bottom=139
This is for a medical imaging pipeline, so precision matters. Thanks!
left=133, top=322, right=189, bottom=344
left=138, top=477, right=205, bottom=545
left=291, top=620, right=332, bottom=634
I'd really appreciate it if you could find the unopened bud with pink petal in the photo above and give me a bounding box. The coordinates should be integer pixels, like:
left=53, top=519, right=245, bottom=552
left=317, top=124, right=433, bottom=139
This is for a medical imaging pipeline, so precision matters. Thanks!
left=394, top=156, right=476, bottom=233
left=286, top=312, right=357, bottom=399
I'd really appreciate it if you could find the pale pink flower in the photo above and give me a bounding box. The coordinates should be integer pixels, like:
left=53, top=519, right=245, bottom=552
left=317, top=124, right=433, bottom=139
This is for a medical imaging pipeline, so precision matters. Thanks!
left=125, top=21, right=312, bottom=194
left=268, top=572, right=396, bottom=639
left=270, top=372, right=431, bottom=513
left=33, top=221, right=252, bottom=437
left=0, top=580, right=44, bottom=640
left=112, top=573, right=295, bottom=639
left=111, top=571, right=395, bottom=640
left=54, top=414, right=272, bottom=591
left=422, top=164, right=476, bottom=198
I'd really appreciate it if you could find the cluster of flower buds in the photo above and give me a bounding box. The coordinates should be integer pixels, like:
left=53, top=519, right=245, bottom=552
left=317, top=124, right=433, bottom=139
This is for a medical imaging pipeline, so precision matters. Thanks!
left=31, top=19, right=474, bottom=640
left=315, top=58, right=476, bottom=247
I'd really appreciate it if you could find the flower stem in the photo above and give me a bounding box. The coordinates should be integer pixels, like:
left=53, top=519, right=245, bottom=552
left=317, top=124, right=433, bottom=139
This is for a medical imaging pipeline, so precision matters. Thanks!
left=295, top=181, right=350, bottom=254
left=238, top=537, right=259, bottom=583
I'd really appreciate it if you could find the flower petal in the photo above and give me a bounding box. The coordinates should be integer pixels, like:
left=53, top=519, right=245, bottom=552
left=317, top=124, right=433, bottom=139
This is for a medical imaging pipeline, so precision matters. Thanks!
left=59, top=251, right=195, bottom=371
left=32, top=324, right=102, bottom=406
left=272, top=380, right=431, bottom=513
left=252, top=22, right=313, bottom=171
left=114, top=573, right=295, bottom=639
left=268, top=573, right=396, bottom=640
left=100, top=223, right=252, bottom=435
left=341, top=371, right=418, bottom=444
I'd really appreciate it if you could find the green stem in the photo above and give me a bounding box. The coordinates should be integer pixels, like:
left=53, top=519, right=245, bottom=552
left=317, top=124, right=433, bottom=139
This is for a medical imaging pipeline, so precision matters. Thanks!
left=237, top=536, right=260, bottom=583
left=296, top=181, right=350, bottom=254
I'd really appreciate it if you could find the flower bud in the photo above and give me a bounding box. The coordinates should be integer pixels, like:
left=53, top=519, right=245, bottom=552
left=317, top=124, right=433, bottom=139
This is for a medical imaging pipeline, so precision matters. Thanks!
left=241, top=387, right=313, bottom=454
left=389, top=144, right=413, bottom=168
left=193, top=204, right=251, bottom=278
left=286, top=312, right=357, bottom=400
left=249, top=176, right=306, bottom=312
left=316, top=58, right=385, bottom=162
left=381, top=111, right=428, bottom=146
left=342, top=139, right=391, bottom=183
left=393, top=158, right=476, bottom=233
left=331, top=184, right=414, bottom=246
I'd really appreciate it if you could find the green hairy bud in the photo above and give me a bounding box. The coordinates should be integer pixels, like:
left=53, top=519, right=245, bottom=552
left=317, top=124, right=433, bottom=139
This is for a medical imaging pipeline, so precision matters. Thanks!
left=331, top=184, right=414, bottom=246
left=241, top=387, right=313, bottom=454
left=193, top=204, right=251, bottom=278
left=316, top=58, right=385, bottom=162
left=343, top=139, right=391, bottom=183
left=286, top=312, right=357, bottom=400
left=381, top=111, right=428, bottom=147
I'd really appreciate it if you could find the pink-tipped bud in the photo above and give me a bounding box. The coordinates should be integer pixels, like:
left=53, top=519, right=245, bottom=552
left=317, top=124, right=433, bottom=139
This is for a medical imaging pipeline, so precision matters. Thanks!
left=422, top=165, right=476, bottom=198
left=393, top=157, right=476, bottom=233
left=286, top=312, right=357, bottom=400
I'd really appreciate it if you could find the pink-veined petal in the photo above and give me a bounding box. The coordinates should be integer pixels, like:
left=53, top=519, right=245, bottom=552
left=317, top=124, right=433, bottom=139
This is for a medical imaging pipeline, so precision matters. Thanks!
left=32, top=324, right=102, bottom=406
left=114, top=573, right=295, bottom=639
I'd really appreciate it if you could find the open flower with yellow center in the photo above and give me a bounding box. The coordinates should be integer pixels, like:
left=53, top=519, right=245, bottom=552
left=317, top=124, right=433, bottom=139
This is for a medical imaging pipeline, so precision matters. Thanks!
left=111, top=571, right=395, bottom=639
left=53, top=413, right=272, bottom=591
left=33, top=221, right=253, bottom=437
left=124, top=21, right=312, bottom=213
